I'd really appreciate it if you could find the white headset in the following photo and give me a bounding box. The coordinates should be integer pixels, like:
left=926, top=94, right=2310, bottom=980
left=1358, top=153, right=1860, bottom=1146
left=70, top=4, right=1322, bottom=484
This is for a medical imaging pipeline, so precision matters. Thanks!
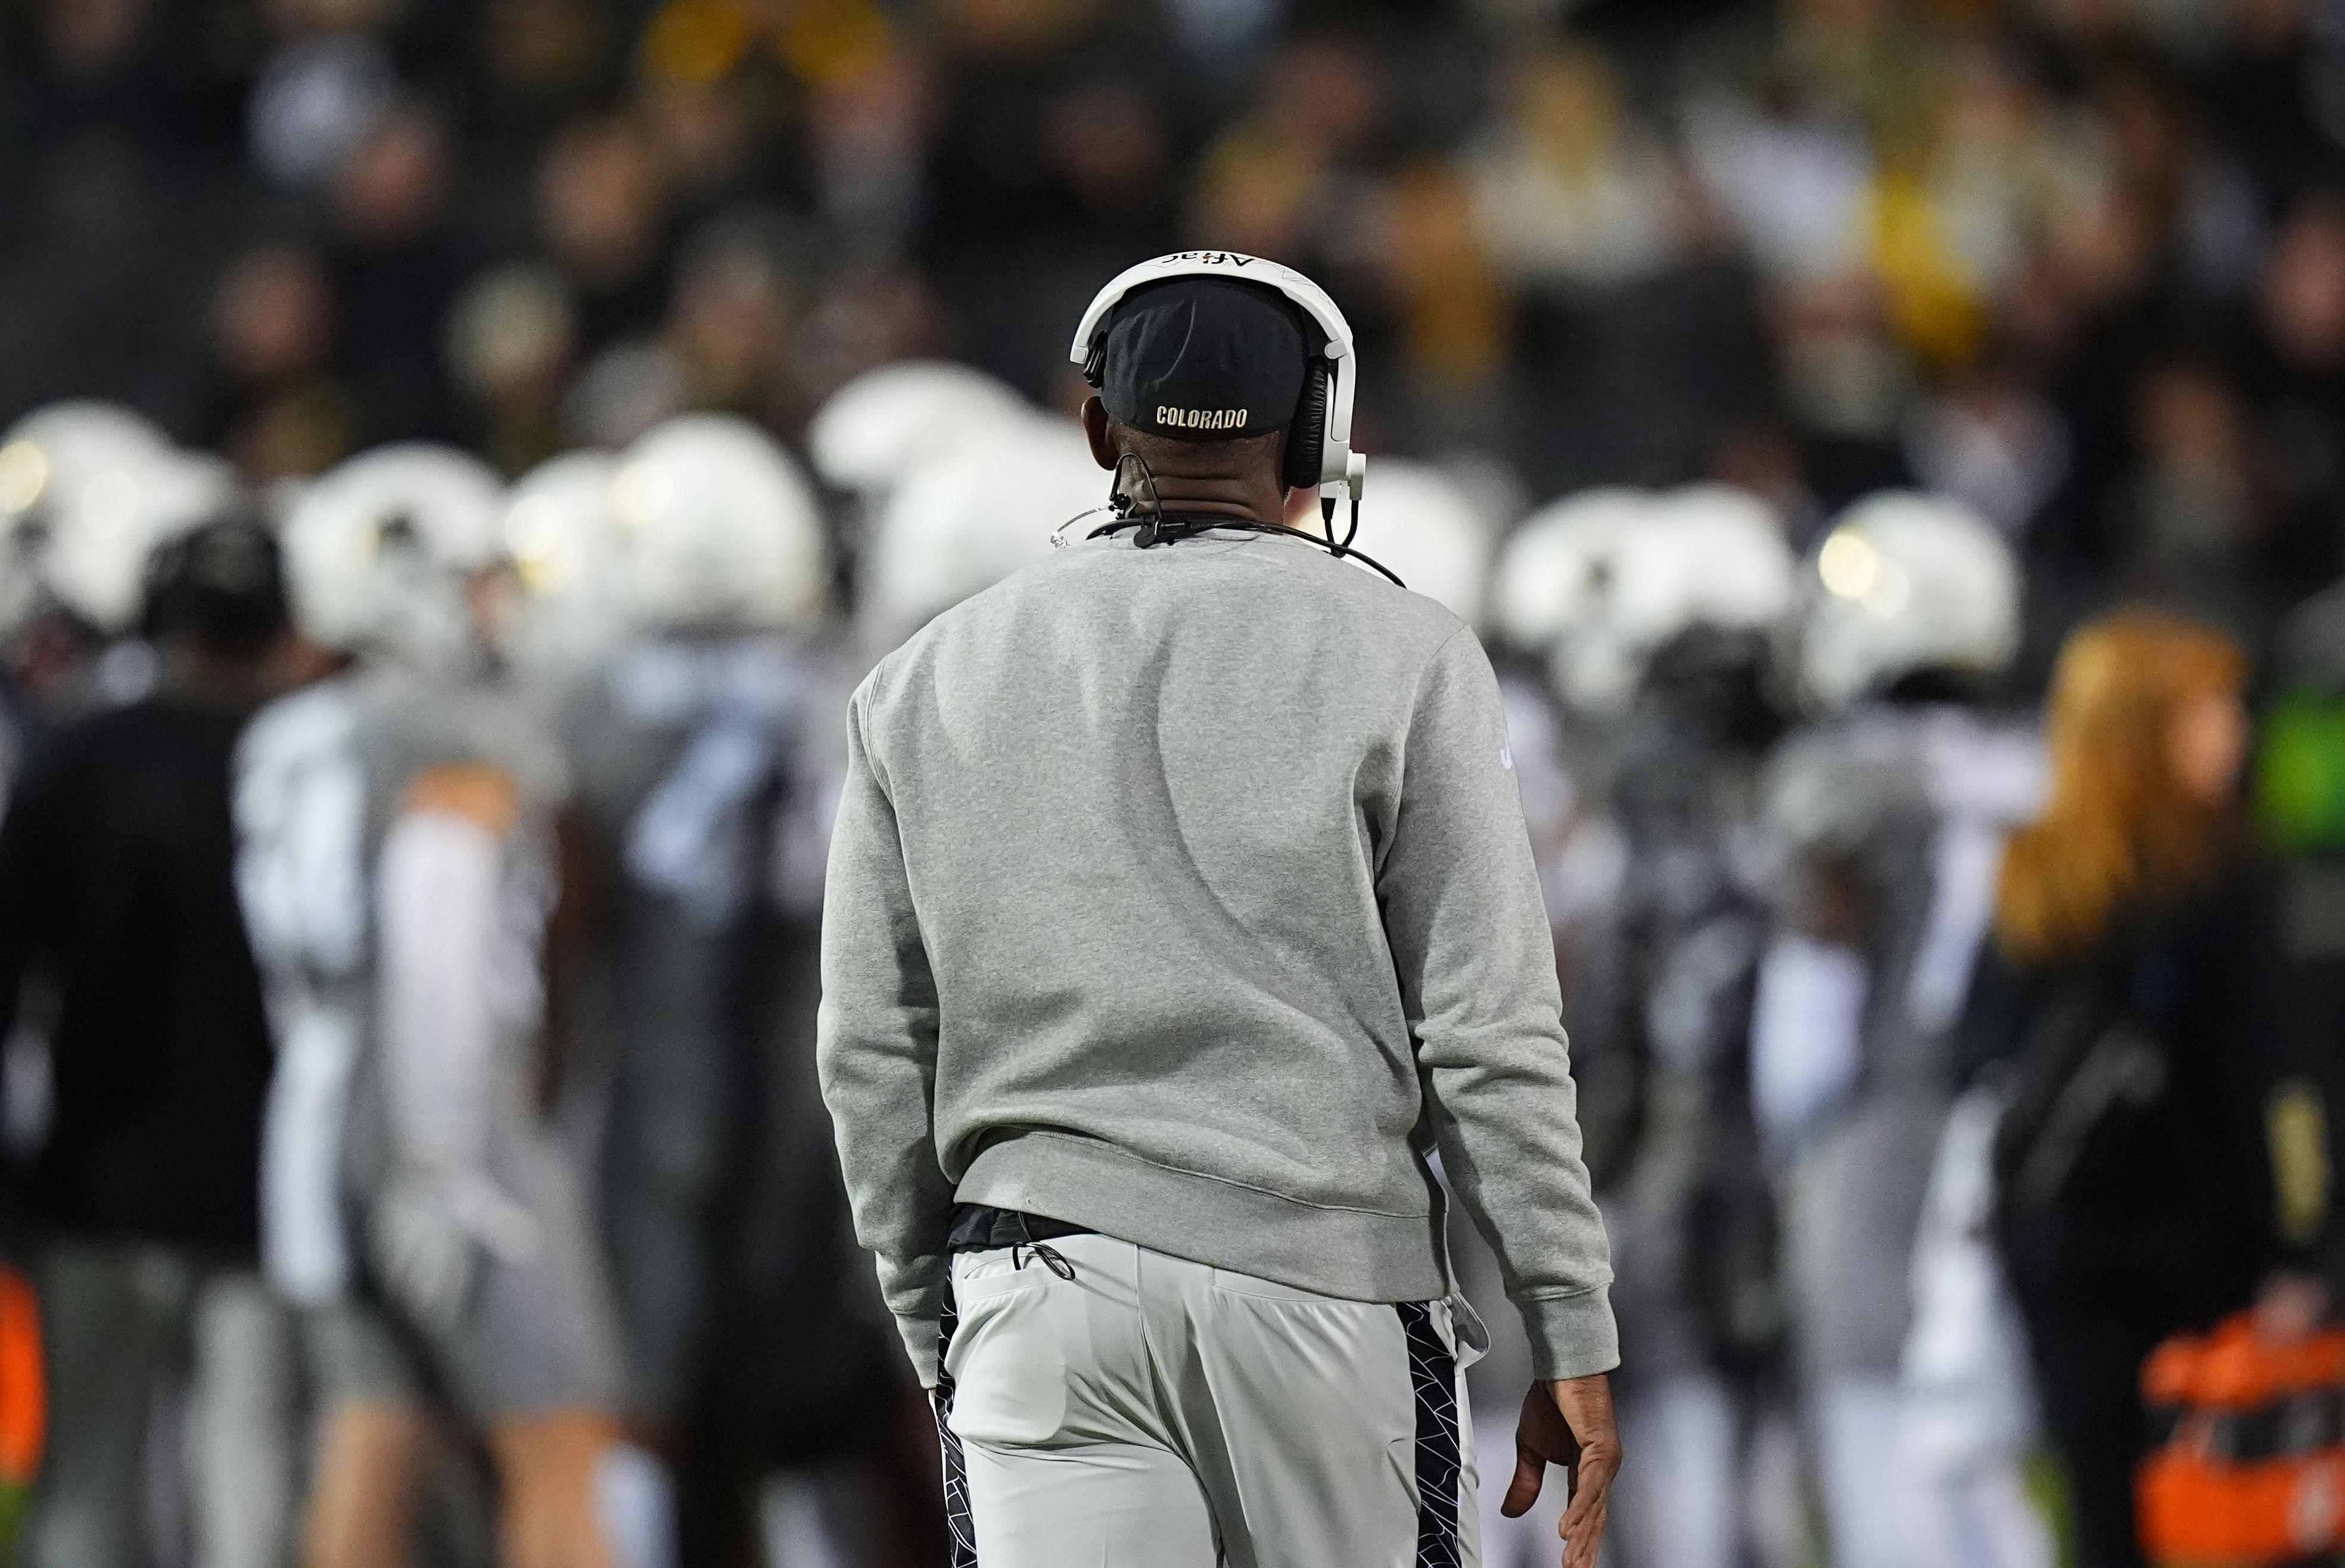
left=1070, top=251, right=1367, bottom=505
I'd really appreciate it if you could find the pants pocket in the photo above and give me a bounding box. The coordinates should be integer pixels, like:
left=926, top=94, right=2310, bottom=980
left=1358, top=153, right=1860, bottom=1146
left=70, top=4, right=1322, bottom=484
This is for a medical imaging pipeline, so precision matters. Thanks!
left=943, top=1278, right=1068, bottom=1448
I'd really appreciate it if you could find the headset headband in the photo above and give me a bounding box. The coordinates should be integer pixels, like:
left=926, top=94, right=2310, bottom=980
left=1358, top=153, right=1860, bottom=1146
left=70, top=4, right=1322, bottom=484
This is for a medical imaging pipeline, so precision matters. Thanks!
left=1070, top=251, right=1364, bottom=500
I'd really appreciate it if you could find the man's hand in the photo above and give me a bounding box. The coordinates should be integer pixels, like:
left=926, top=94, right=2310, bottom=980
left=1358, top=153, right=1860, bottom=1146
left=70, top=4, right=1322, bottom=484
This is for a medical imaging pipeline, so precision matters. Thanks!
left=1501, top=1374, right=1620, bottom=1568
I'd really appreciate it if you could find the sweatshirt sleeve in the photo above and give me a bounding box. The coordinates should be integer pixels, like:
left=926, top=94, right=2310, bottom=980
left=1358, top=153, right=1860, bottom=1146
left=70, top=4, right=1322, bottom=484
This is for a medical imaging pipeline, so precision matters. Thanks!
left=1380, top=629, right=1619, bottom=1380
left=815, top=687, right=952, bottom=1385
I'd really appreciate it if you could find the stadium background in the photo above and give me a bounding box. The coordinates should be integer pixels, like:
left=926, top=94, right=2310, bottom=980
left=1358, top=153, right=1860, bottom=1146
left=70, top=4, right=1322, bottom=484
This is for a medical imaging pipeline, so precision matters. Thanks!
left=11, top=0, right=2342, bottom=677
left=5, top=0, right=2345, bottom=1564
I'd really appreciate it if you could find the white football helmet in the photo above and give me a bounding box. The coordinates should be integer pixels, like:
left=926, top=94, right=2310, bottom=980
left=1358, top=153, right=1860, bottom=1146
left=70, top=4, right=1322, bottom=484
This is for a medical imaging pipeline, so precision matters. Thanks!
left=281, top=444, right=507, bottom=668
left=0, top=402, right=176, bottom=637
left=0, top=517, right=33, bottom=643
left=1491, top=487, right=1650, bottom=658
left=501, top=450, right=623, bottom=674
left=859, top=416, right=1093, bottom=648
left=807, top=361, right=1035, bottom=503
left=46, top=448, right=245, bottom=635
left=1496, top=484, right=1794, bottom=714
left=1348, top=459, right=1497, bottom=626
left=1, top=402, right=172, bottom=509
left=1794, top=490, right=2020, bottom=711
left=608, top=414, right=827, bottom=634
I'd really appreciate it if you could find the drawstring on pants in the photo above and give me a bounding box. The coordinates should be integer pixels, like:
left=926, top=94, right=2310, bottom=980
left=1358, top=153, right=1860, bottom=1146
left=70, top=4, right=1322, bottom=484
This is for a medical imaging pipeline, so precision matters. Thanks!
left=1009, top=1213, right=1077, bottom=1280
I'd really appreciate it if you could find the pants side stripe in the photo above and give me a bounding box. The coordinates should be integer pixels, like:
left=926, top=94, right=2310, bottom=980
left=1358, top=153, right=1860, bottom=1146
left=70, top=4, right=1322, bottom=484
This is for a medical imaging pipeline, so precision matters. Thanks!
left=1398, top=1301, right=1463, bottom=1567
left=934, top=1285, right=977, bottom=1568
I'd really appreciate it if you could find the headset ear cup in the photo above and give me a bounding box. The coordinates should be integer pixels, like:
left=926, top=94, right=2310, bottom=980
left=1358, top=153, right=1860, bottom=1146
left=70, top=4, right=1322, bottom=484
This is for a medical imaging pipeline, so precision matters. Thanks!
left=1285, top=361, right=1329, bottom=490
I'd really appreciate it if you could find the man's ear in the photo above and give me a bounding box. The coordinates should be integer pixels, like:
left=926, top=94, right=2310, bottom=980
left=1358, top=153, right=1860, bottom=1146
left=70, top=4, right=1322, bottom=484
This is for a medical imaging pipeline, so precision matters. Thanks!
left=1282, top=484, right=1321, bottom=530
left=1082, top=396, right=1118, bottom=471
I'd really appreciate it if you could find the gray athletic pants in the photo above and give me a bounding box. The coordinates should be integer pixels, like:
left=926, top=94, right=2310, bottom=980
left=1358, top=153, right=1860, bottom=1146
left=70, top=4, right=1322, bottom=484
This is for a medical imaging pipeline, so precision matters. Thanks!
left=23, top=1243, right=298, bottom=1568
left=935, top=1233, right=1479, bottom=1568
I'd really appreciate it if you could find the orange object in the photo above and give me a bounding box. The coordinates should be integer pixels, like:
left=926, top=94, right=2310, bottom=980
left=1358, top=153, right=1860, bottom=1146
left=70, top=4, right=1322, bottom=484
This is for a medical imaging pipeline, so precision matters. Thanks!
left=2138, top=1315, right=2345, bottom=1564
left=0, top=1264, right=45, bottom=1484
left=2139, top=1334, right=2207, bottom=1555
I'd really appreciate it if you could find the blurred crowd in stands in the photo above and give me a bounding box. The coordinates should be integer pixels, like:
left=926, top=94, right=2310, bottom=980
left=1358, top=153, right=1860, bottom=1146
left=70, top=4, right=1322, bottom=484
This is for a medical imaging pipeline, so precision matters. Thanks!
left=6, top=2, right=2345, bottom=1567
left=1, top=0, right=2340, bottom=666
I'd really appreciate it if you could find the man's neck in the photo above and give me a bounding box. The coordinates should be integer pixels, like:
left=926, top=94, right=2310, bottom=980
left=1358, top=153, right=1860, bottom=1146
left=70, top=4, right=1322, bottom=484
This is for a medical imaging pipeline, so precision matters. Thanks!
left=1119, top=476, right=1324, bottom=536
left=1124, top=472, right=1277, bottom=528
left=156, top=644, right=275, bottom=715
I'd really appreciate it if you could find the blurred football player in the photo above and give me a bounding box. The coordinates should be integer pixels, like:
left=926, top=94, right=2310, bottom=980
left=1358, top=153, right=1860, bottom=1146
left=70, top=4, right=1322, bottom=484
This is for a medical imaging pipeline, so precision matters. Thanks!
left=236, top=444, right=629, bottom=1568
left=1345, top=458, right=1499, bottom=626
left=501, top=450, right=628, bottom=690
left=807, top=361, right=1038, bottom=609
left=556, top=415, right=941, bottom=1568
left=0, top=509, right=297, bottom=1568
left=42, top=444, right=245, bottom=652
left=0, top=402, right=184, bottom=778
left=1753, top=493, right=2049, bottom=1568
left=853, top=413, right=1094, bottom=655
left=1496, top=486, right=1796, bottom=1568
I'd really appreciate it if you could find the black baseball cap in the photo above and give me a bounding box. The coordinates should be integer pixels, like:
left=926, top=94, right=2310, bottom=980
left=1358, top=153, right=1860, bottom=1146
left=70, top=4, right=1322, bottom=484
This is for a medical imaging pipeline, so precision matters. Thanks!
left=1094, top=276, right=1312, bottom=442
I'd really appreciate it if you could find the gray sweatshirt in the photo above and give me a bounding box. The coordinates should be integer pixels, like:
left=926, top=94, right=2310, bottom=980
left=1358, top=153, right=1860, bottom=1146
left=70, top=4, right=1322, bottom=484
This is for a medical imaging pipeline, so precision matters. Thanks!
left=817, top=527, right=1616, bottom=1386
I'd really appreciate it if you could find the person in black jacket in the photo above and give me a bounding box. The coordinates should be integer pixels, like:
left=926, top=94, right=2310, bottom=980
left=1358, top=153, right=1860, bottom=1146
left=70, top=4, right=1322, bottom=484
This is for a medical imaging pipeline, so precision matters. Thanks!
left=0, top=516, right=294, bottom=1568
left=1965, top=607, right=2318, bottom=1568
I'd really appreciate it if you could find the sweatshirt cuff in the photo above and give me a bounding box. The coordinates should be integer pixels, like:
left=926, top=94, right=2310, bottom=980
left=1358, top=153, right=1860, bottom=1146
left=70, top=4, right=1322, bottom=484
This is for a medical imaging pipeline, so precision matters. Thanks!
left=1519, top=1286, right=1621, bottom=1382
left=894, top=1311, right=941, bottom=1389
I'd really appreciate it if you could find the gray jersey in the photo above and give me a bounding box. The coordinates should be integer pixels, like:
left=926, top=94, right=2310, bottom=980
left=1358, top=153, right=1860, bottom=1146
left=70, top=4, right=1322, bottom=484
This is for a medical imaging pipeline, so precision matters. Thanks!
left=238, top=664, right=620, bottom=1417
left=559, top=634, right=843, bottom=931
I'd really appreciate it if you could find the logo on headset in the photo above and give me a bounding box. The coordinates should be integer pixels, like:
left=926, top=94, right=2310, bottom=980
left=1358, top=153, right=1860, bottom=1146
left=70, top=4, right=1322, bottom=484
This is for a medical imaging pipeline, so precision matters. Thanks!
left=1157, top=406, right=1249, bottom=431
